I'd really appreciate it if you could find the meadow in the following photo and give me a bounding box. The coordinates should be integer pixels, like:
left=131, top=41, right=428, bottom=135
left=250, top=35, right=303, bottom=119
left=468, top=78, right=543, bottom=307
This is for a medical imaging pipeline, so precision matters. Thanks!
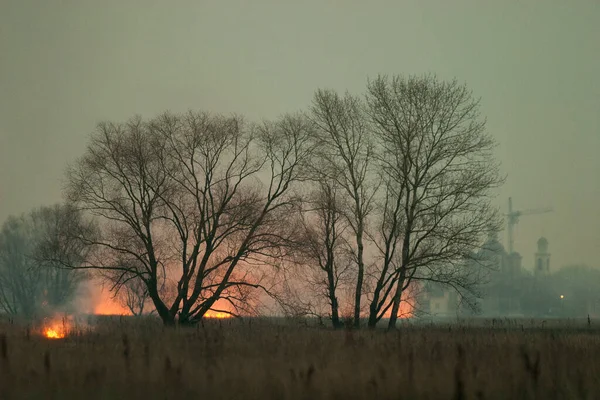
left=0, top=316, right=598, bottom=399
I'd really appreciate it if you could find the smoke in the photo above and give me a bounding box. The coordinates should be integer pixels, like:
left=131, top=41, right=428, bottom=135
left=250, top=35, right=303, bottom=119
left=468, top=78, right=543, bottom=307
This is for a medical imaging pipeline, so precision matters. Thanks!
left=73, top=279, right=131, bottom=316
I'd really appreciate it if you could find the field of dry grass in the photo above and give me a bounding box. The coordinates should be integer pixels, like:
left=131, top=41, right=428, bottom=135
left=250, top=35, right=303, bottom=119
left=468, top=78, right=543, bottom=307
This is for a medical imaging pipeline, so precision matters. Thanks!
left=0, top=316, right=598, bottom=399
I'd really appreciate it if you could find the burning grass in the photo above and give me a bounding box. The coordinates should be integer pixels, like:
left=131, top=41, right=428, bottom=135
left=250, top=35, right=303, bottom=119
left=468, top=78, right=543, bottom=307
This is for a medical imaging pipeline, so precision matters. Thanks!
left=43, top=327, right=65, bottom=340
left=204, top=310, right=234, bottom=319
left=0, top=317, right=599, bottom=399
left=40, top=315, right=72, bottom=340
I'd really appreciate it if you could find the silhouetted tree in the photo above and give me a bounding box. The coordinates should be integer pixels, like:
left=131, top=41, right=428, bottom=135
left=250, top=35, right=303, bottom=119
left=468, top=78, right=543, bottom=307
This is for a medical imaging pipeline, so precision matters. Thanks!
left=56, top=111, right=313, bottom=326
left=296, top=180, right=353, bottom=328
left=365, top=74, right=503, bottom=329
left=310, top=90, right=377, bottom=328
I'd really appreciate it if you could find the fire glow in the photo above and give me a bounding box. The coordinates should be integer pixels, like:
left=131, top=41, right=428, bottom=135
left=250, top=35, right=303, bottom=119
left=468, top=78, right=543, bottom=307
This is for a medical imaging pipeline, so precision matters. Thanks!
left=91, top=285, right=132, bottom=316
left=398, top=303, right=413, bottom=319
left=205, top=310, right=233, bottom=319
left=42, top=317, right=71, bottom=339
left=44, top=327, right=65, bottom=339
left=93, top=300, right=130, bottom=316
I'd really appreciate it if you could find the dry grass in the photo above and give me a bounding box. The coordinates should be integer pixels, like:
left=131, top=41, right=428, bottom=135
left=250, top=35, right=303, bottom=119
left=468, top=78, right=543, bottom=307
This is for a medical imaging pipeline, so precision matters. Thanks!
left=0, top=316, right=598, bottom=399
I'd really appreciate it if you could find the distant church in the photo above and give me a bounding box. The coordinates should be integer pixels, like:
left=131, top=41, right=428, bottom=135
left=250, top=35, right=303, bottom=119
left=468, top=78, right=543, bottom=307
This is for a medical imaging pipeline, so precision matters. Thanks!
left=534, top=237, right=551, bottom=276
left=417, top=234, right=552, bottom=318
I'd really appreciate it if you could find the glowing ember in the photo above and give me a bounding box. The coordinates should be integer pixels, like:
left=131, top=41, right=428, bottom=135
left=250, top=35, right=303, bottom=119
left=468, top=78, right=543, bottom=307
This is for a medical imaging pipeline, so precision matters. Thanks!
left=205, top=310, right=232, bottom=319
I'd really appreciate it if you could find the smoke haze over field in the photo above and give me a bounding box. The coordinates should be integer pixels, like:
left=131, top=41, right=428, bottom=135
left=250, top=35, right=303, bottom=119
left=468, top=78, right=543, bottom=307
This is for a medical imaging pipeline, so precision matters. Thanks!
left=75, top=280, right=131, bottom=316
left=0, top=0, right=598, bottom=272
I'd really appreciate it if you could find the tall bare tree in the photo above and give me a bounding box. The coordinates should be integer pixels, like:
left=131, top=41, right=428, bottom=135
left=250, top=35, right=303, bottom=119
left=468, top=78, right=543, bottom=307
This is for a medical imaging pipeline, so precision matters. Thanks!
left=365, top=74, right=503, bottom=329
left=60, top=111, right=313, bottom=325
left=310, top=90, right=377, bottom=328
left=295, top=180, right=353, bottom=328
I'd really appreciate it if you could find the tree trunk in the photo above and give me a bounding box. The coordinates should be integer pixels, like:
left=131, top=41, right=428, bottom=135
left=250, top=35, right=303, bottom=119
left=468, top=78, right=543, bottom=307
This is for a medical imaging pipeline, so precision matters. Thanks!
left=330, top=296, right=342, bottom=329
left=178, top=300, right=193, bottom=325
left=389, top=229, right=411, bottom=330
left=147, top=284, right=175, bottom=326
left=368, top=272, right=386, bottom=328
left=353, top=225, right=365, bottom=328
left=367, top=297, right=379, bottom=328
left=326, top=265, right=342, bottom=329
left=387, top=268, right=406, bottom=330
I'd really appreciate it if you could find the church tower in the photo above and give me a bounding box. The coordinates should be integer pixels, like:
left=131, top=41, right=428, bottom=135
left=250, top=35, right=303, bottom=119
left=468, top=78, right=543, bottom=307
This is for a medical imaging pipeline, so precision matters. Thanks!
left=534, top=237, right=550, bottom=276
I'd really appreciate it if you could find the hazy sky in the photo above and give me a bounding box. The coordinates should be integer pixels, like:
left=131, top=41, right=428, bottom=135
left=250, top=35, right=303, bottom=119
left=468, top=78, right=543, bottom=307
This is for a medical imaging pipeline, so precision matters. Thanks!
left=1, top=0, right=598, bottom=271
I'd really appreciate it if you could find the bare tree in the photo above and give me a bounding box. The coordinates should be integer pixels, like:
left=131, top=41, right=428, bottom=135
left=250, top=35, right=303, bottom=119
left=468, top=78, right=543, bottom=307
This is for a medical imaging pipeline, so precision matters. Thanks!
left=365, top=74, right=503, bottom=329
left=310, top=90, right=377, bottom=328
left=118, top=276, right=149, bottom=316
left=60, top=111, right=313, bottom=326
left=0, top=205, right=89, bottom=319
left=294, top=180, right=353, bottom=328
left=94, top=259, right=150, bottom=316
left=34, top=205, right=93, bottom=308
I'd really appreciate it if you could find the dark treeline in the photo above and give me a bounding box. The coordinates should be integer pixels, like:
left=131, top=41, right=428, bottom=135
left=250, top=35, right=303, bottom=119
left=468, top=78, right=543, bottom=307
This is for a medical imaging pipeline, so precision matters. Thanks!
left=0, top=74, right=506, bottom=328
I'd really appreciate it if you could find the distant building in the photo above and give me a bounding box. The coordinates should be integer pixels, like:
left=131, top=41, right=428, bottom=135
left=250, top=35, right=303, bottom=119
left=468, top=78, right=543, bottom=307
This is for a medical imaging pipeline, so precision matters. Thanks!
left=478, top=234, right=527, bottom=316
left=416, top=233, right=552, bottom=318
left=416, top=236, right=600, bottom=319
left=418, top=282, right=460, bottom=318
left=534, top=237, right=551, bottom=277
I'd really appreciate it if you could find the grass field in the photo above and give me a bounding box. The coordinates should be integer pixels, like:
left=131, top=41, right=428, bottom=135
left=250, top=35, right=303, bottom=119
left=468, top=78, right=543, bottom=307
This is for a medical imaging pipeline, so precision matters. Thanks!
left=0, top=316, right=598, bottom=399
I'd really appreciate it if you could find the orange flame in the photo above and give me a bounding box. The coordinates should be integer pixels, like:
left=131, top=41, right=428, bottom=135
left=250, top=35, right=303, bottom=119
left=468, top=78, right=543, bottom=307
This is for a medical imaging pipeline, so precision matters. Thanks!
left=205, top=310, right=233, bottom=319
left=44, top=327, right=65, bottom=339
left=41, top=316, right=71, bottom=339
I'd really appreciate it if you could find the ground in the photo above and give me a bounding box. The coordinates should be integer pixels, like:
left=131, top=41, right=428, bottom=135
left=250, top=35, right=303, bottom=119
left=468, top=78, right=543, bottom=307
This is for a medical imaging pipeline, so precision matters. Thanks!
left=0, top=316, right=598, bottom=399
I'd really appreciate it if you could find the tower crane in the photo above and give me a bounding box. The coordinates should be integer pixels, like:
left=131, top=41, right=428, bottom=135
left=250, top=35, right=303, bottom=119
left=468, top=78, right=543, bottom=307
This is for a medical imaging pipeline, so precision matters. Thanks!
left=505, top=197, right=553, bottom=254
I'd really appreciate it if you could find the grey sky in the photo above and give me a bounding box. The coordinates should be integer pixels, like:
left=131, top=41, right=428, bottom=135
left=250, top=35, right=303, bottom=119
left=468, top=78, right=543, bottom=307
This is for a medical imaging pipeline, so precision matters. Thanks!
left=1, top=0, right=598, bottom=271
